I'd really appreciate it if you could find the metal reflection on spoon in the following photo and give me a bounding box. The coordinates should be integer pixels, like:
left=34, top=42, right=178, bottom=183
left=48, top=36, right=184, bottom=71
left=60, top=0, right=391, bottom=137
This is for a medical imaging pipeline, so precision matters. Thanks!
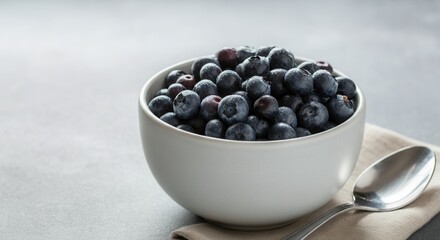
left=283, top=145, right=436, bottom=240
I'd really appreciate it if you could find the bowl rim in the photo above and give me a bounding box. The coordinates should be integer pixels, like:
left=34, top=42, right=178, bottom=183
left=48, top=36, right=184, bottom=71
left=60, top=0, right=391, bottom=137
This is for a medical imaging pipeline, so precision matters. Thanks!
left=139, top=56, right=365, bottom=145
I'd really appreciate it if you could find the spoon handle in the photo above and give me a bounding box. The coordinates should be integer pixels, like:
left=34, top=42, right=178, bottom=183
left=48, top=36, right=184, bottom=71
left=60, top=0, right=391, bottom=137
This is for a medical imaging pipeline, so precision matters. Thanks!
left=282, top=202, right=356, bottom=240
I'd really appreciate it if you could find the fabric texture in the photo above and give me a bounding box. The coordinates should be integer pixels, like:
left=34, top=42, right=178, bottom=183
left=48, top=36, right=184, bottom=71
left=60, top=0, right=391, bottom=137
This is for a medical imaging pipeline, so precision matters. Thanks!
left=171, top=124, right=440, bottom=240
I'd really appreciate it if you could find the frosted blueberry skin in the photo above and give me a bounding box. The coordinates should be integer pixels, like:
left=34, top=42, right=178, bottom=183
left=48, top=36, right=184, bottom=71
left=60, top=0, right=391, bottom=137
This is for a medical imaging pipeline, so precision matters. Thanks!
left=235, top=63, right=246, bottom=80
left=284, top=68, right=314, bottom=96
left=302, top=92, right=323, bottom=103
left=233, top=91, right=252, bottom=113
left=266, top=69, right=287, bottom=98
left=240, top=55, right=270, bottom=79
left=173, top=90, right=201, bottom=120
left=193, top=80, right=218, bottom=100
left=267, top=47, right=295, bottom=70
left=148, top=46, right=360, bottom=141
left=216, top=47, right=240, bottom=70
left=336, top=76, right=357, bottom=99
left=297, top=101, right=329, bottom=133
left=216, top=70, right=243, bottom=96
left=186, top=115, right=207, bottom=135
left=155, top=88, right=169, bottom=97
left=225, top=123, right=256, bottom=141
left=177, top=124, right=195, bottom=133
left=236, top=45, right=257, bottom=63
left=200, top=95, right=222, bottom=121
left=205, top=119, right=226, bottom=138
left=279, top=94, right=303, bottom=113
left=297, top=61, right=319, bottom=75
left=256, top=45, right=276, bottom=57
left=168, top=83, right=186, bottom=100
left=246, top=76, right=271, bottom=100
left=271, top=106, right=297, bottom=128
left=217, top=95, right=249, bottom=125
left=323, top=121, right=337, bottom=131
left=176, top=74, right=196, bottom=90
left=254, top=95, right=279, bottom=120
left=246, top=115, right=270, bottom=139
left=312, top=70, right=338, bottom=98
left=295, top=127, right=311, bottom=137
left=326, top=95, right=355, bottom=124
left=268, top=122, right=297, bottom=140
left=165, top=69, right=186, bottom=87
left=200, top=63, right=222, bottom=83
left=316, top=60, right=333, bottom=74
left=148, top=95, right=173, bottom=117
left=159, top=112, right=181, bottom=127
left=191, top=57, right=219, bottom=81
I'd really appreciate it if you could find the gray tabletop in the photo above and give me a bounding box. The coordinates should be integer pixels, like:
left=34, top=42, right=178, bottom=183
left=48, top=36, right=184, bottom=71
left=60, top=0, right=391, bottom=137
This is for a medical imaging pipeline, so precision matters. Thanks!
left=1, top=1, right=439, bottom=239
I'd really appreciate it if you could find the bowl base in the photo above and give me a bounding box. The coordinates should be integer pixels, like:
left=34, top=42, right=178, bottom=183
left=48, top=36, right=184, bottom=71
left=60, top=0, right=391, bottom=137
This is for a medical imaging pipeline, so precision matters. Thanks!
left=203, top=217, right=297, bottom=231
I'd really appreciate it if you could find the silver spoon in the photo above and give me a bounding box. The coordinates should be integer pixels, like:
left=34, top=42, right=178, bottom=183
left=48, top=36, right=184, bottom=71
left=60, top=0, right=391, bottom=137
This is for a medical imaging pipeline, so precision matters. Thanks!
left=283, top=145, right=436, bottom=240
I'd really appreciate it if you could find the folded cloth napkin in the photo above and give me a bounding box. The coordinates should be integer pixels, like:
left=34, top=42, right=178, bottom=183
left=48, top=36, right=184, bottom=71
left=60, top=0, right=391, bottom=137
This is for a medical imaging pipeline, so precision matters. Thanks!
left=171, top=124, right=440, bottom=240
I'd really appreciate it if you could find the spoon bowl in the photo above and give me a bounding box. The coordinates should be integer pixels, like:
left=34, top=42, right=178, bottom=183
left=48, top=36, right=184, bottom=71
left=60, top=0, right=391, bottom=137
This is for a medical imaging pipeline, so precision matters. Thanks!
left=354, top=146, right=436, bottom=211
left=283, top=145, right=436, bottom=240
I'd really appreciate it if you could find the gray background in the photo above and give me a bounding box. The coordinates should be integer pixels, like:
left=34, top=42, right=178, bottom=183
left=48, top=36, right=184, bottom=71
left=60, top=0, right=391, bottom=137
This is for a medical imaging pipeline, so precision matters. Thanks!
left=1, top=0, right=439, bottom=239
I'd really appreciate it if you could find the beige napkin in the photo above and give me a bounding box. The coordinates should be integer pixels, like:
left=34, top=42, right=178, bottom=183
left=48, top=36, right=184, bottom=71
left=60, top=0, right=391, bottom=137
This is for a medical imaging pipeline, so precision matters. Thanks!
left=171, top=124, right=440, bottom=240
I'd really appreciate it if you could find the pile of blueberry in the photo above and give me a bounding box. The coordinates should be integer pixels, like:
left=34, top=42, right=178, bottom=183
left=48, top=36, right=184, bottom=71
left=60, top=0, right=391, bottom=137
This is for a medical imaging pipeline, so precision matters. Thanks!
left=148, top=46, right=357, bottom=141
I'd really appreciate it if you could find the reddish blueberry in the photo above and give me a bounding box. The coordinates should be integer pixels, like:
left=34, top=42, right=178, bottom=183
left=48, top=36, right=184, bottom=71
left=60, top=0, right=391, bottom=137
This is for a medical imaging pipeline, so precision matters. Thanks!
left=216, top=47, right=239, bottom=69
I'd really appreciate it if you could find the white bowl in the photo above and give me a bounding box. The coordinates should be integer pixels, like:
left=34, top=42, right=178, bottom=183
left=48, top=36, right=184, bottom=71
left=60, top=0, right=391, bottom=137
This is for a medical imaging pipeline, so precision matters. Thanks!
left=138, top=57, right=366, bottom=229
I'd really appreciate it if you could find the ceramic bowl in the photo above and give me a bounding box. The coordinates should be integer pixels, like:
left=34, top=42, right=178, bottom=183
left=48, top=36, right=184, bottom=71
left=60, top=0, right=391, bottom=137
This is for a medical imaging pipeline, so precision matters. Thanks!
left=138, top=57, right=366, bottom=229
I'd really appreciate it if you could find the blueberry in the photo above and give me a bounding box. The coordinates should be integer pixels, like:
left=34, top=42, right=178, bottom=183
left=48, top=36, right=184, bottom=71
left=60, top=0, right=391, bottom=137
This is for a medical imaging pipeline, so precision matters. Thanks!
left=241, top=80, right=248, bottom=91
left=233, top=91, right=252, bottom=112
left=177, top=124, right=195, bottom=133
left=241, top=55, right=270, bottom=79
left=246, top=76, right=271, bottom=100
left=316, top=60, right=333, bottom=74
left=216, top=47, right=239, bottom=69
left=235, top=63, right=245, bottom=79
left=256, top=45, right=276, bottom=57
left=246, top=115, right=269, bottom=138
left=191, top=57, right=219, bottom=80
left=168, top=83, right=186, bottom=100
left=173, top=90, right=201, bottom=120
left=272, top=106, right=297, bottom=128
left=297, top=61, right=319, bottom=75
left=217, top=95, right=249, bottom=125
left=284, top=68, right=314, bottom=96
left=236, top=45, right=257, bottom=63
left=200, top=63, right=222, bottom=83
left=216, top=70, right=243, bottom=96
left=254, top=95, right=279, bottom=119
left=225, top=123, right=256, bottom=141
left=279, top=94, right=303, bottom=113
left=295, top=127, right=311, bottom=137
left=268, top=122, right=296, bottom=140
left=165, top=70, right=186, bottom=87
left=267, top=47, right=295, bottom=70
left=176, top=74, right=196, bottom=90
left=205, top=119, right=226, bottom=138
left=148, top=95, right=173, bottom=117
left=186, top=115, right=207, bottom=134
left=326, top=95, right=355, bottom=124
left=297, top=101, right=329, bottom=132
left=336, top=76, right=356, bottom=99
left=155, top=88, right=169, bottom=97
left=302, top=92, right=323, bottom=103
left=323, top=121, right=337, bottom=131
left=312, top=70, right=338, bottom=97
left=193, top=79, right=218, bottom=100
left=200, top=95, right=222, bottom=121
left=159, top=112, right=181, bottom=127
left=266, top=69, right=287, bottom=98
